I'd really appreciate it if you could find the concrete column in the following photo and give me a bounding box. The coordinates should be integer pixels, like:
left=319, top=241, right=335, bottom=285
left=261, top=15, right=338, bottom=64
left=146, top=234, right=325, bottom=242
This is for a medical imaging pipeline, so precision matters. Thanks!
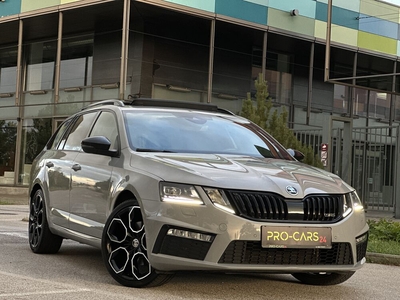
left=119, top=0, right=131, bottom=100
left=54, top=12, right=63, bottom=104
left=341, top=120, right=353, bottom=184
left=307, top=42, right=314, bottom=125
left=15, top=20, right=23, bottom=106
left=207, top=19, right=215, bottom=103
left=262, top=31, right=267, bottom=80
left=14, top=20, right=23, bottom=185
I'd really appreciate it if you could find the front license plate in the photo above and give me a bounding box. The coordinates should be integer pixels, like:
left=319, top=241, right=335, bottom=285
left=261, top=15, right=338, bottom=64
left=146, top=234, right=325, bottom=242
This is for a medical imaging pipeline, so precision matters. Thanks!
left=261, top=226, right=332, bottom=249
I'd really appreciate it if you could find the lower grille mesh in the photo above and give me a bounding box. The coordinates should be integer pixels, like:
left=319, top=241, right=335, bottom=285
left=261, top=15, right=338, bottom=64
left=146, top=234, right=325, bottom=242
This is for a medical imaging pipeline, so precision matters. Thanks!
left=356, top=234, right=368, bottom=262
left=218, top=241, right=353, bottom=265
left=158, top=236, right=211, bottom=260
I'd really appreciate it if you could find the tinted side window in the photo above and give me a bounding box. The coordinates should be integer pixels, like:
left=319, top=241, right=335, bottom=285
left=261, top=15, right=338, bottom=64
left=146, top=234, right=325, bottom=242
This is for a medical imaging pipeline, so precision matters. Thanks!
left=48, top=119, right=73, bottom=150
left=63, top=112, right=97, bottom=151
left=89, top=111, right=119, bottom=151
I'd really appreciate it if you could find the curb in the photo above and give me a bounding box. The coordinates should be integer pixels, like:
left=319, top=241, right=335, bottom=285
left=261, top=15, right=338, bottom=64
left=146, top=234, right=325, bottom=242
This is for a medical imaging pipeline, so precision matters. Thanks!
left=0, top=196, right=29, bottom=205
left=366, top=252, right=400, bottom=266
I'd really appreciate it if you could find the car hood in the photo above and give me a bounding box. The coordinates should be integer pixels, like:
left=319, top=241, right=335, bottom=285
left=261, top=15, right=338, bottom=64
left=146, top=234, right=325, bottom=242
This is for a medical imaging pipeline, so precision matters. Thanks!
left=130, top=153, right=352, bottom=198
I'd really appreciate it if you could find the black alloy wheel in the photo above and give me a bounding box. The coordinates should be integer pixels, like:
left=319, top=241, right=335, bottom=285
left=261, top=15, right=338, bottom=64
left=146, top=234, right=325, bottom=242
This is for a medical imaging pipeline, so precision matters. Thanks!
left=28, top=189, right=63, bottom=254
left=101, top=200, right=173, bottom=288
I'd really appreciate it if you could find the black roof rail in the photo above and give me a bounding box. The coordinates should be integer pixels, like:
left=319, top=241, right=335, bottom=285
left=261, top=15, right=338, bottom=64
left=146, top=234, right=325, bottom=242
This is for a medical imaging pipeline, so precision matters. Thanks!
left=217, top=107, right=235, bottom=115
left=81, top=98, right=237, bottom=115
left=128, top=98, right=234, bottom=115
left=82, top=99, right=126, bottom=110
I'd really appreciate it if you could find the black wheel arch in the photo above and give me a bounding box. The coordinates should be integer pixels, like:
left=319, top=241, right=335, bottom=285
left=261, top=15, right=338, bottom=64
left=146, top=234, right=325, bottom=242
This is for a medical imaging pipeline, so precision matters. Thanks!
left=112, top=190, right=138, bottom=211
left=30, top=183, right=42, bottom=200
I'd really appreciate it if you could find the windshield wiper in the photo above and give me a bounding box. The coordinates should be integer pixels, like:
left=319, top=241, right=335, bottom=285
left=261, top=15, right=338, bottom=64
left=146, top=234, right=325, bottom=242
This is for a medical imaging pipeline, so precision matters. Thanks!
left=135, top=148, right=175, bottom=153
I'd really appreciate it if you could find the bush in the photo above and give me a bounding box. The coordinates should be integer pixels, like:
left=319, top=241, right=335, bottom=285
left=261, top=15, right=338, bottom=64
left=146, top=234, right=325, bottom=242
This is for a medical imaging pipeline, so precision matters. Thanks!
left=368, top=219, right=400, bottom=242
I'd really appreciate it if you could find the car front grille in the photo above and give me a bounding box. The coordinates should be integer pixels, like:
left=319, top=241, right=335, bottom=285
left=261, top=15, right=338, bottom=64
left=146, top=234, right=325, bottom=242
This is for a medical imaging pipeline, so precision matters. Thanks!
left=218, top=241, right=353, bottom=265
left=225, top=190, right=343, bottom=222
left=303, top=195, right=341, bottom=221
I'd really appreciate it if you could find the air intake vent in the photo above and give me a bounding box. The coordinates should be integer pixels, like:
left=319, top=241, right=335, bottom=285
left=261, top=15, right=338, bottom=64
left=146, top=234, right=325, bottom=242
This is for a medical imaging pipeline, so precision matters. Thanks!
left=218, top=241, right=353, bottom=265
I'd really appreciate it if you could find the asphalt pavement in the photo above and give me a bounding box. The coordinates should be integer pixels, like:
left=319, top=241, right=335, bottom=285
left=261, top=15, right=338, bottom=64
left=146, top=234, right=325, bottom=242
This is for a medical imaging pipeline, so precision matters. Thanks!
left=1, top=204, right=400, bottom=300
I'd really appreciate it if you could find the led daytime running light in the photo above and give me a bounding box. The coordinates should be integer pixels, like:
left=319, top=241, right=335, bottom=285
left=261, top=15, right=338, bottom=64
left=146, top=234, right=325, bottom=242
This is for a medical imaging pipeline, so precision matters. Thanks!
left=162, top=196, right=203, bottom=205
left=160, top=183, right=204, bottom=205
left=167, top=228, right=213, bottom=242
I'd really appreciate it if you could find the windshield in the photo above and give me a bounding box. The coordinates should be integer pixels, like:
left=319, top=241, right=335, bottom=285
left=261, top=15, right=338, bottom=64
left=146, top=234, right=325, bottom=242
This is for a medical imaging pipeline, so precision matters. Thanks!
left=124, top=109, right=293, bottom=160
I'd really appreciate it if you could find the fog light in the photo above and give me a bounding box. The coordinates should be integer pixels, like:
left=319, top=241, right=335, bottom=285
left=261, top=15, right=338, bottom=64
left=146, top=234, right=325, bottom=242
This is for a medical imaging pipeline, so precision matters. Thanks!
left=356, top=233, right=368, bottom=244
left=167, top=228, right=213, bottom=242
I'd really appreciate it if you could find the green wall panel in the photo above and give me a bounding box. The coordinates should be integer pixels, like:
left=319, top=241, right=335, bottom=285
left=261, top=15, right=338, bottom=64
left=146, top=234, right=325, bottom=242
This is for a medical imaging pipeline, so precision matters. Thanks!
left=358, top=31, right=397, bottom=55
left=61, top=0, right=81, bottom=4
left=268, top=0, right=316, bottom=19
left=268, top=8, right=314, bottom=37
left=21, top=0, right=60, bottom=12
left=332, top=26, right=358, bottom=47
left=398, top=40, right=400, bottom=56
left=314, top=20, right=326, bottom=40
left=315, top=20, right=358, bottom=47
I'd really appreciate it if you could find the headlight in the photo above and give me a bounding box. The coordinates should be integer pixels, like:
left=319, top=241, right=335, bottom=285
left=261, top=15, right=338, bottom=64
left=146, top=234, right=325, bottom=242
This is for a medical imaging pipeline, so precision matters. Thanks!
left=343, top=191, right=363, bottom=218
left=204, top=188, right=235, bottom=214
left=160, top=183, right=204, bottom=205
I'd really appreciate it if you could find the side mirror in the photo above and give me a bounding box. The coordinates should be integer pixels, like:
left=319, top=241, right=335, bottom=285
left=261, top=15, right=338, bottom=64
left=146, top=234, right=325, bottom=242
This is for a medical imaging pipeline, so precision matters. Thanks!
left=81, top=136, right=118, bottom=157
left=287, top=148, right=305, bottom=161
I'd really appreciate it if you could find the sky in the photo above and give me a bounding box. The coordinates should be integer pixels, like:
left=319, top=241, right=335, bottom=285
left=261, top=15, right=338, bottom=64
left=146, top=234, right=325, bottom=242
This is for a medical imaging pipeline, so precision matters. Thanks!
left=379, top=0, right=400, bottom=7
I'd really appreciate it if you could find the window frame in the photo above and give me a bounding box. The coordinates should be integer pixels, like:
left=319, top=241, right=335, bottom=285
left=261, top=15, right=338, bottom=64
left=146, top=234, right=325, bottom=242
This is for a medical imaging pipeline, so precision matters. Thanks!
left=89, top=110, right=120, bottom=154
left=61, top=111, right=99, bottom=152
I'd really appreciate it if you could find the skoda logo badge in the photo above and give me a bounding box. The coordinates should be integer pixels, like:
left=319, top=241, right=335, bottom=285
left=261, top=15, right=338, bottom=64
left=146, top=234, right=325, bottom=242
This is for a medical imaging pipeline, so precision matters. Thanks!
left=286, top=186, right=298, bottom=196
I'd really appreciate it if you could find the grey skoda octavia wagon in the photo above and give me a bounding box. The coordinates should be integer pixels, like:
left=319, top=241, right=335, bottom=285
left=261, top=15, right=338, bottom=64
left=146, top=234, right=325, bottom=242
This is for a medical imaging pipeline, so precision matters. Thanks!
left=28, top=98, right=368, bottom=288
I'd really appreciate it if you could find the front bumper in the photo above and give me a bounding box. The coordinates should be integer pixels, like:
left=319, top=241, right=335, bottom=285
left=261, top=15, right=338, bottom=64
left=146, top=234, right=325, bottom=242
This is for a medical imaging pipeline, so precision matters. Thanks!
left=144, top=197, right=369, bottom=273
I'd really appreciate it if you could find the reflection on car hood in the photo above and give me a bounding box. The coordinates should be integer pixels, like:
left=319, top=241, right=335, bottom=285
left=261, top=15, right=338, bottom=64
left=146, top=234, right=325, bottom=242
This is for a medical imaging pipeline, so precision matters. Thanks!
left=131, top=153, right=352, bottom=198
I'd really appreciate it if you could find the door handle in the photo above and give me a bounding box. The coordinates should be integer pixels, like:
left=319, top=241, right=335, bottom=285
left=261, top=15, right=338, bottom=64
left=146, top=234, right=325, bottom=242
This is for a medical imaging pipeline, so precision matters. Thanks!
left=71, top=164, right=81, bottom=171
left=46, top=161, right=54, bottom=168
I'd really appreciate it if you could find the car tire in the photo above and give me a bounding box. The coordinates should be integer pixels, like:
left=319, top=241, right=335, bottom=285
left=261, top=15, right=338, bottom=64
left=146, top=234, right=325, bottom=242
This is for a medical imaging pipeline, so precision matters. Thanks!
left=101, top=200, right=174, bottom=288
left=292, top=272, right=355, bottom=285
left=28, top=189, right=63, bottom=254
